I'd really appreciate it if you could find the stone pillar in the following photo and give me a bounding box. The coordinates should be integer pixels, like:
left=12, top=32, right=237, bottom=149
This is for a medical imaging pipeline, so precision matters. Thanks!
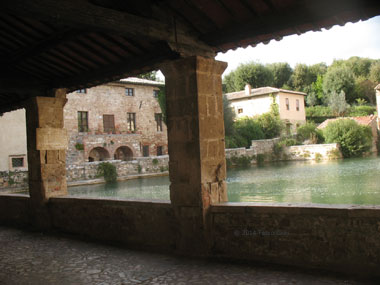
left=161, top=56, right=228, bottom=254
left=25, top=89, right=68, bottom=228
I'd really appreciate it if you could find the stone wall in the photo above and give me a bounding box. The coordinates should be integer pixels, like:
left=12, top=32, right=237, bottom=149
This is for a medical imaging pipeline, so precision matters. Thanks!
left=67, top=155, right=169, bottom=181
left=285, top=143, right=342, bottom=160
left=0, top=170, right=28, bottom=190
left=1, top=194, right=380, bottom=277
left=250, top=138, right=281, bottom=155
left=226, top=140, right=342, bottom=165
left=211, top=203, right=380, bottom=276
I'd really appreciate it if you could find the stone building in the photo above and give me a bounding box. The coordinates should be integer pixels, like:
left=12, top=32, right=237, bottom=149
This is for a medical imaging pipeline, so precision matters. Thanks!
left=64, top=77, right=167, bottom=165
left=226, top=84, right=306, bottom=133
left=1, top=1, right=380, bottom=279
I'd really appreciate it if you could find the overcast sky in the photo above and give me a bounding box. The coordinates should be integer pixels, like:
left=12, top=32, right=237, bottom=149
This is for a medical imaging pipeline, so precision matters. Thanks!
left=215, top=15, right=380, bottom=76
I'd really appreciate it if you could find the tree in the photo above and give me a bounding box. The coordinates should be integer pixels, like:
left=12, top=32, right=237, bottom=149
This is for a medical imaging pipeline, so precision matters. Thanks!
left=369, top=61, right=380, bottom=84
left=323, top=119, right=372, bottom=158
left=354, top=77, right=376, bottom=104
left=224, top=62, right=273, bottom=92
left=327, top=91, right=349, bottom=116
left=267, top=62, right=293, bottom=88
left=136, top=71, right=157, bottom=81
left=290, top=64, right=314, bottom=92
left=323, top=65, right=356, bottom=103
left=223, top=94, right=235, bottom=136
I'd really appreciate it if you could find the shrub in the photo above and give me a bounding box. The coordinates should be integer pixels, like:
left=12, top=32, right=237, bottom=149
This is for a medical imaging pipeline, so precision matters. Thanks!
left=347, top=105, right=376, bottom=117
left=296, top=122, right=324, bottom=144
left=75, top=143, right=84, bottom=150
left=306, top=106, right=332, bottom=117
left=233, top=117, right=265, bottom=148
left=323, top=119, right=372, bottom=158
left=229, top=155, right=253, bottom=167
left=256, top=112, right=283, bottom=139
left=96, top=162, right=117, bottom=183
left=256, top=154, right=265, bottom=166
left=152, top=158, right=158, bottom=165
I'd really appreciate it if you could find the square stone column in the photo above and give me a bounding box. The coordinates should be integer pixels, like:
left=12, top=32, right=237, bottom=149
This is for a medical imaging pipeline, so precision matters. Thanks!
left=24, top=90, right=68, bottom=227
left=161, top=56, right=228, bottom=254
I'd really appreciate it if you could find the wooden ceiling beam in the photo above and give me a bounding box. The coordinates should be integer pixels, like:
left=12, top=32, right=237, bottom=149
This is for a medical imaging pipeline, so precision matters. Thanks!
left=0, top=0, right=215, bottom=57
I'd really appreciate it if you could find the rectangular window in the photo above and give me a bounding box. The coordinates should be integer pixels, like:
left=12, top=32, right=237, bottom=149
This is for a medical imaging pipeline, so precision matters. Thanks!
left=157, top=146, right=163, bottom=156
left=127, top=113, right=136, bottom=132
left=125, top=88, right=134, bottom=96
left=103, top=114, right=115, bottom=133
left=153, top=89, right=159, bottom=98
left=286, top=98, right=290, bottom=110
left=9, top=155, right=26, bottom=170
left=238, top=108, right=243, bottom=114
left=296, top=99, right=300, bottom=111
left=12, top=157, right=24, bottom=168
left=77, top=111, right=88, bottom=132
left=76, top=89, right=86, bottom=93
left=155, top=113, right=163, bottom=132
left=143, top=145, right=149, bottom=157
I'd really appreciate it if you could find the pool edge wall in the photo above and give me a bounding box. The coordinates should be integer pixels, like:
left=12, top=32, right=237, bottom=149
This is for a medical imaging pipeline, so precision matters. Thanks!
left=1, top=194, right=380, bottom=277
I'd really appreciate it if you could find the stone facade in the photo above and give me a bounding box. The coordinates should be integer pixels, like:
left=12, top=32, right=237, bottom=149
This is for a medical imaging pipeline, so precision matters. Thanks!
left=64, top=78, right=167, bottom=165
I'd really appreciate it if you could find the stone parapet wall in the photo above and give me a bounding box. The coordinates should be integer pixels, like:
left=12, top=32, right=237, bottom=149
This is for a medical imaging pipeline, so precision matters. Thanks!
left=65, top=155, right=169, bottom=182
left=1, top=156, right=169, bottom=190
left=0, top=171, right=28, bottom=190
left=211, top=203, right=380, bottom=277
left=251, top=138, right=281, bottom=155
left=285, top=143, right=342, bottom=160
left=225, top=148, right=255, bottom=158
left=1, top=194, right=380, bottom=277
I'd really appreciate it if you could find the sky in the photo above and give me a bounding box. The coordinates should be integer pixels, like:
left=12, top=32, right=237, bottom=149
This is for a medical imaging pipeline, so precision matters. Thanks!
left=215, top=15, right=380, bottom=77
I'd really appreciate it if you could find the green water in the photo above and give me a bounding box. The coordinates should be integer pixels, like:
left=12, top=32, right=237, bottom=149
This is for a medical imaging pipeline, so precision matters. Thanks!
left=68, top=156, right=380, bottom=205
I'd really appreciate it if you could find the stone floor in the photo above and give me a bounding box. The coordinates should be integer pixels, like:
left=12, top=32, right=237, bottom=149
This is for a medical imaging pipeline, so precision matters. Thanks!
left=0, top=226, right=374, bottom=285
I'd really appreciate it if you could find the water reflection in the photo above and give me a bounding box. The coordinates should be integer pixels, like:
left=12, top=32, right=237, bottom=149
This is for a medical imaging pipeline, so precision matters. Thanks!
left=69, top=156, right=380, bottom=205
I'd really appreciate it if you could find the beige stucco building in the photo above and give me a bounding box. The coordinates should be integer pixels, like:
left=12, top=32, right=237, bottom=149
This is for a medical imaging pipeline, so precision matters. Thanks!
left=0, top=109, right=28, bottom=171
left=226, top=85, right=307, bottom=132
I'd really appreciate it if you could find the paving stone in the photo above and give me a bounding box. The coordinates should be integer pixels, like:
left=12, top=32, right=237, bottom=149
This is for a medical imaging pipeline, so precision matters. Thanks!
left=0, top=226, right=374, bottom=285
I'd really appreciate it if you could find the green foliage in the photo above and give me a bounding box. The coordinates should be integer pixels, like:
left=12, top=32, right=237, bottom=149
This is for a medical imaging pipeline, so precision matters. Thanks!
left=228, top=155, right=253, bottom=168
left=290, top=64, right=314, bottom=92
left=256, top=154, right=265, bottom=166
left=157, top=86, right=166, bottom=124
left=223, top=94, right=235, bottom=136
left=232, top=117, right=265, bottom=148
left=137, top=165, right=142, bottom=174
left=224, top=62, right=273, bottom=92
left=347, top=105, right=376, bottom=117
left=315, top=153, right=323, bottom=162
left=355, top=98, right=367, bottom=106
left=323, top=119, right=372, bottom=158
left=75, top=143, right=84, bottom=150
left=267, top=62, right=292, bottom=88
left=136, top=71, right=157, bottom=81
left=296, top=122, right=324, bottom=144
left=152, top=158, right=158, bottom=165
left=96, top=162, right=117, bottom=183
left=327, top=91, right=349, bottom=116
left=256, top=112, right=283, bottom=139
left=305, top=106, right=332, bottom=117
left=369, top=61, right=380, bottom=83
left=279, top=138, right=297, bottom=147
left=323, top=65, right=356, bottom=103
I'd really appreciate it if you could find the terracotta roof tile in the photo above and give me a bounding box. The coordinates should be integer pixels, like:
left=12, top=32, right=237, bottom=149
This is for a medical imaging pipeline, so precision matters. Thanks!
left=318, top=115, right=376, bottom=129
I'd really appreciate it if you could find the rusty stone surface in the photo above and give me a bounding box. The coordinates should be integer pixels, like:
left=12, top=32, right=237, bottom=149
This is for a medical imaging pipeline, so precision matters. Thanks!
left=161, top=56, right=228, bottom=254
left=24, top=93, right=68, bottom=227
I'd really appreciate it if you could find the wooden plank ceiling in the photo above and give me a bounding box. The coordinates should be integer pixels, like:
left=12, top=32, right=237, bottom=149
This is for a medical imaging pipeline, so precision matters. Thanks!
left=0, top=0, right=380, bottom=114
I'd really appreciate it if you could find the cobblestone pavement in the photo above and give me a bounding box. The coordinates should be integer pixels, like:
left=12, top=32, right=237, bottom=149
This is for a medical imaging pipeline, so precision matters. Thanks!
left=0, top=226, right=374, bottom=285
